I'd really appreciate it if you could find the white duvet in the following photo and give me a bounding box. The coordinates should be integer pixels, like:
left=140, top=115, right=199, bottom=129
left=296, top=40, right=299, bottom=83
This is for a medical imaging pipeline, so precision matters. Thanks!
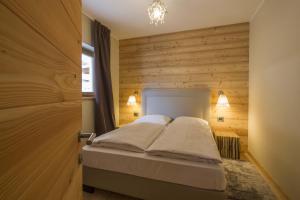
left=92, top=122, right=165, bottom=152
left=146, top=117, right=222, bottom=163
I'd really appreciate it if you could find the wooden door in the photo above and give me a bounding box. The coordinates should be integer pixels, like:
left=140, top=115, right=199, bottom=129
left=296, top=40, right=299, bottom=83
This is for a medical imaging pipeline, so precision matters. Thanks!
left=0, top=0, right=82, bottom=199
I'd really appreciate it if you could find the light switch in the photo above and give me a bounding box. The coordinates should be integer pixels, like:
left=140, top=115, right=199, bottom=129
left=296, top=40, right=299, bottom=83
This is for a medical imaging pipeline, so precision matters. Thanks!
left=217, top=117, right=224, bottom=122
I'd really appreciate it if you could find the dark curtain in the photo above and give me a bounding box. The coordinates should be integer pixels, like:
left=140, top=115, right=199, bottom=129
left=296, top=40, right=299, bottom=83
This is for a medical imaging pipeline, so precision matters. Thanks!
left=93, top=21, right=115, bottom=135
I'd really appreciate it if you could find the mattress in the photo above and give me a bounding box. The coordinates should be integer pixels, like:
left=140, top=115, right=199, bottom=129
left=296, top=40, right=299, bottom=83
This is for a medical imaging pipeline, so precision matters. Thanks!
left=82, top=145, right=226, bottom=191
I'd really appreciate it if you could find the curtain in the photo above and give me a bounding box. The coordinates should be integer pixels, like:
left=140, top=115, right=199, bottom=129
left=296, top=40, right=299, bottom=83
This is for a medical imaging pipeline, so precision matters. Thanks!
left=93, top=21, right=115, bottom=135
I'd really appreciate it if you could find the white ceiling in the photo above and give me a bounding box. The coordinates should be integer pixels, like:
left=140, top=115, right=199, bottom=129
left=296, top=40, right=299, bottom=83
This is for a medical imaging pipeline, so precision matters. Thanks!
left=83, top=0, right=262, bottom=40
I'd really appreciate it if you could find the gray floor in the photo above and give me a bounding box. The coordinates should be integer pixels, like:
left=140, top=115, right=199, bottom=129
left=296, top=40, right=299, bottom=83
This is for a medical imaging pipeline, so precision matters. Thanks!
left=84, top=159, right=277, bottom=200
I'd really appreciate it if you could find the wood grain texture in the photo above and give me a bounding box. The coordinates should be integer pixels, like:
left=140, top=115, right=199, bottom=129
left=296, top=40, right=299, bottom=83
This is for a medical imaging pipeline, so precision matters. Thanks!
left=0, top=1, right=82, bottom=200
left=0, top=4, right=81, bottom=109
left=60, top=0, right=82, bottom=34
left=119, top=23, right=249, bottom=152
left=2, top=0, right=82, bottom=66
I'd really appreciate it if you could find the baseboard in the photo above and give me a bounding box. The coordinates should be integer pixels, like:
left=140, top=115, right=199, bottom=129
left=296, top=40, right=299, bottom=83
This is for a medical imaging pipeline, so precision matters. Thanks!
left=245, top=152, right=289, bottom=200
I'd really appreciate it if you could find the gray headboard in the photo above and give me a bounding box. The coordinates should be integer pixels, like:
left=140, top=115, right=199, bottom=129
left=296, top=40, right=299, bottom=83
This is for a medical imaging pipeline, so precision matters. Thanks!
left=142, top=89, right=210, bottom=121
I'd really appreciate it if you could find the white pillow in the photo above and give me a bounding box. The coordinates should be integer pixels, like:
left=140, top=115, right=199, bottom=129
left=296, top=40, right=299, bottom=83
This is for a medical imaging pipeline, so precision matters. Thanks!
left=133, top=115, right=172, bottom=125
left=175, top=116, right=209, bottom=125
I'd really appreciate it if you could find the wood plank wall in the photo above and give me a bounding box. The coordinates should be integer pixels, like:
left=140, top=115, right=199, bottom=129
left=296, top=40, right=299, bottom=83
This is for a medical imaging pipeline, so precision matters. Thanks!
left=119, top=23, right=249, bottom=152
left=0, top=0, right=82, bottom=199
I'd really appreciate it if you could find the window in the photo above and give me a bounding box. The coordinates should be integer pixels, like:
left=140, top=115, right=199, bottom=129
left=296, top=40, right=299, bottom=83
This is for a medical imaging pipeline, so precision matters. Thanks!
left=82, top=48, right=94, bottom=96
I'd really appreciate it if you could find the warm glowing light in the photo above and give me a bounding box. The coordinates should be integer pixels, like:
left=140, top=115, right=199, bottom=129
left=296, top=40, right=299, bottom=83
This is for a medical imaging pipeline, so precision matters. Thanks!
left=148, top=0, right=167, bottom=26
left=127, top=95, right=137, bottom=106
left=217, top=91, right=230, bottom=107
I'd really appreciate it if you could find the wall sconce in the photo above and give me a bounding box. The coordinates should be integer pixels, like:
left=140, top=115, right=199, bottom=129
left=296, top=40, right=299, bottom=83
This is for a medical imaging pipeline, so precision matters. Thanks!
left=127, top=95, right=137, bottom=106
left=216, top=90, right=230, bottom=122
left=217, top=90, right=230, bottom=107
left=127, top=91, right=139, bottom=117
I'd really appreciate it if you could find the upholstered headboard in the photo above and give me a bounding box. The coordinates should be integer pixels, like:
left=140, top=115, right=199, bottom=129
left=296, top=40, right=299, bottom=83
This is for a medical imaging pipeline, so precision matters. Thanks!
left=142, top=89, right=210, bottom=121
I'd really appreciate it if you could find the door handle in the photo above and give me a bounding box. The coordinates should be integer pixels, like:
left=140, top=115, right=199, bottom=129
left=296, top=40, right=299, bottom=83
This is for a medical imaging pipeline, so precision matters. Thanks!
left=78, top=132, right=96, bottom=145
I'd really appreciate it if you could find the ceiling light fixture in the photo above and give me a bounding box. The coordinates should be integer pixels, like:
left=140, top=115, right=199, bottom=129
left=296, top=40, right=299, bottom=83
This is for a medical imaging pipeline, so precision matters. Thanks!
left=148, top=0, right=167, bottom=26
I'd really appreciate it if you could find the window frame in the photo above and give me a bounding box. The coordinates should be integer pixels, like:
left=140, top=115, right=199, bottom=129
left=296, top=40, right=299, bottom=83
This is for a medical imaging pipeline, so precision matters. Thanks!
left=82, top=45, right=95, bottom=98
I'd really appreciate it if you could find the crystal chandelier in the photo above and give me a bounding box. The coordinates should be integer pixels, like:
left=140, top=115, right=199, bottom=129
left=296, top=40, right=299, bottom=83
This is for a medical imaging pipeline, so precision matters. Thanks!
left=148, top=0, right=167, bottom=26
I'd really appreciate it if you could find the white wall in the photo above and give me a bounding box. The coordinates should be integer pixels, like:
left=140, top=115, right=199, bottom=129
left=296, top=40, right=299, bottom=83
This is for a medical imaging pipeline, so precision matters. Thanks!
left=249, top=0, right=300, bottom=199
left=81, top=13, right=119, bottom=132
left=82, top=98, right=95, bottom=132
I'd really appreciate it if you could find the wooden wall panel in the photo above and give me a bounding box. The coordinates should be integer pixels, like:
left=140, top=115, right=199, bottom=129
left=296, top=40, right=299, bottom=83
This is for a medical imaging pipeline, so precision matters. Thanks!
left=0, top=1, right=82, bottom=199
left=0, top=4, right=81, bottom=109
left=119, top=23, right=249, bottom=152
left=120, top=23, right=249, bottom=46
left=2, top=0, right=82, bottom=66
left=60, top=0, right=82, bottom=34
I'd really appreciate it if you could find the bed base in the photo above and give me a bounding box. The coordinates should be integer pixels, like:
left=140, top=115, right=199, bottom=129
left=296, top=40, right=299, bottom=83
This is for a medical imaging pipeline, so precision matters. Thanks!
left=83, top=166, right=225, bottom=200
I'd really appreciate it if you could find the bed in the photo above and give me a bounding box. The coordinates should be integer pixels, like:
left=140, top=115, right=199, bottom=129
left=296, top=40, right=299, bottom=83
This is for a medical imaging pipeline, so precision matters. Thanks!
left=82, top=89, right=226, bottom=200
